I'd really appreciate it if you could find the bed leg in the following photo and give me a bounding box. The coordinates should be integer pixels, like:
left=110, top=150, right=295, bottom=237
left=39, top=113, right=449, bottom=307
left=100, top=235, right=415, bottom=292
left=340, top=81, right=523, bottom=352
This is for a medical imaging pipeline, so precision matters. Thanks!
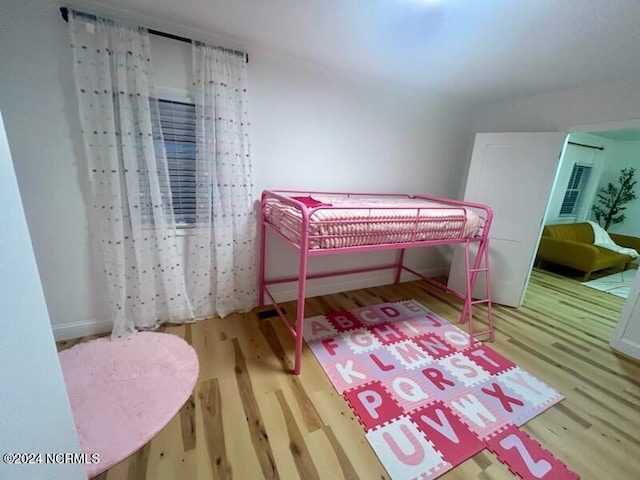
left=293, top=245, right=309, bottom=375
left=394, top=249, right=406, bottom=284
left=258, top=219, right=266, bottom=307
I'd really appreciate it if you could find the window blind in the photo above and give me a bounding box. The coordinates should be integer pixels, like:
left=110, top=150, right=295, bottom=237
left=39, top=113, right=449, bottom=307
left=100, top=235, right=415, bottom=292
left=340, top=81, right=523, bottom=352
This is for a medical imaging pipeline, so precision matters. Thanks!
left=559, top=164, right=592, bottom=216
left=157, top=99, right=197, bottom=226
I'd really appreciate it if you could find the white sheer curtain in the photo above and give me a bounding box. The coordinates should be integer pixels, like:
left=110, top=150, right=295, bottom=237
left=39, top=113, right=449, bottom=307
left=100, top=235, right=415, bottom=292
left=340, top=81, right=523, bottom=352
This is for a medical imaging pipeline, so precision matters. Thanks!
left=70, top=13, right=194, bottom=336
left=187, top=43, right=257, bottom=319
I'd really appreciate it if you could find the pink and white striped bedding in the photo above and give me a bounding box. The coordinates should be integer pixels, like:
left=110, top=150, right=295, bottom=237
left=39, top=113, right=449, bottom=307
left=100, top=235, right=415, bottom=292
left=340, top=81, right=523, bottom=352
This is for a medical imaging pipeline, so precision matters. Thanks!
left=264, top=194, right=481, bottom=249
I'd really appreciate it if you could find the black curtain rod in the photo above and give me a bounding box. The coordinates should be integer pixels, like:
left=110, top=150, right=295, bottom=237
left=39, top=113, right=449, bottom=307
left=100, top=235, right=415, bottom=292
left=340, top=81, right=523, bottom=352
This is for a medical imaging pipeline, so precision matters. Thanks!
left=59, top=7, right=248, bottom=63
left=568, top=141, right=604, bottom=151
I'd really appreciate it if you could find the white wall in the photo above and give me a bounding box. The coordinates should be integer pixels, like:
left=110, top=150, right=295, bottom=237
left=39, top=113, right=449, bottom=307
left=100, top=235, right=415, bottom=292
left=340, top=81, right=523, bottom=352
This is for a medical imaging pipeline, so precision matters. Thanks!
left=471, top=76, right=640, bottom=134
left=0, top=0, right=474, bottom=338
left=0, top=0, right=110, bottom=340
left=592, top=139, right=640, bottom=237
left=0, top=111, right=85, bottom=480
left=249, top=50, right=473, bottom=300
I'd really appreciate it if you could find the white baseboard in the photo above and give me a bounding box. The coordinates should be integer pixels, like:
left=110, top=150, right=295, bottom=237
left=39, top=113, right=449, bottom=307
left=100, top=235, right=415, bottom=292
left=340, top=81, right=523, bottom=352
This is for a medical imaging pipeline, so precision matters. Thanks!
left=51, top=267, right=447, bottom=340
left=264, top=266, right=448, bottom=304
left=611, top=334, right=640, bottom=361
left=52, top=318, right=112, bottom=342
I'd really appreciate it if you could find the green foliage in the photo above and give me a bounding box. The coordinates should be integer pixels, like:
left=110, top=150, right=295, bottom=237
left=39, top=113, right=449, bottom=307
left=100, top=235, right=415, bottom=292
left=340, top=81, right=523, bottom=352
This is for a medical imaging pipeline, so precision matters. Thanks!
left=591, top=167, right=638, bottom=230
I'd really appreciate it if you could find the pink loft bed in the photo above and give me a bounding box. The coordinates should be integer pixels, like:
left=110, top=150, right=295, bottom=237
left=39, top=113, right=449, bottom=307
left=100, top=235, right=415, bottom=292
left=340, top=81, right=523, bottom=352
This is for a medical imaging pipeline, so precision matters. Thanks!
left=259, top=190, right=495, bottom=374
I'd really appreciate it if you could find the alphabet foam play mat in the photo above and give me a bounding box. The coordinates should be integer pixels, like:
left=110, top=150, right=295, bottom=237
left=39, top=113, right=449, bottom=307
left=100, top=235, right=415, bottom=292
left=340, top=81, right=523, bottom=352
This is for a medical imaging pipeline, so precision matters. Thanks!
left=303, top=300, right=578, bottom=479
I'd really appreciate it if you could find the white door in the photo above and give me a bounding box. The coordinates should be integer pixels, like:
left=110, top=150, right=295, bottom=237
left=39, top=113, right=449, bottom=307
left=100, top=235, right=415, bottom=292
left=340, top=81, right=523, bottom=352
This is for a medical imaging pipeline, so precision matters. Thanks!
left=611, top=272, right=640, bottom=360
left=448, top=132, right=567, bottom=307
left=0, top=110, right=86, bottom=478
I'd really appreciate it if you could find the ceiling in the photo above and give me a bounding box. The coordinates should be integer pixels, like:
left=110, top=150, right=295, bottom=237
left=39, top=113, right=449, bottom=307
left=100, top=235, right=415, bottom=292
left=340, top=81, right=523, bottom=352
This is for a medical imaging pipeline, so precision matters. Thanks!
left=83, top=0, right=640, bottom=105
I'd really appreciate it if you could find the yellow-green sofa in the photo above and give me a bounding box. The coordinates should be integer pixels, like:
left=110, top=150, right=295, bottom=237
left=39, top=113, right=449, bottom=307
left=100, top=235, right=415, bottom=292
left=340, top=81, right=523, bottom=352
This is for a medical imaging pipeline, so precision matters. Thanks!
left=536, top=223, right=640, bottom=280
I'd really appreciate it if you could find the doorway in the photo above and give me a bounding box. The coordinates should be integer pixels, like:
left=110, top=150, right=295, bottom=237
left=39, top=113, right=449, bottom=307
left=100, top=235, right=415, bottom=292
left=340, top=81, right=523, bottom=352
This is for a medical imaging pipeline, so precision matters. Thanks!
left=450, top=127, right=640, bottom=359
left=534, top=127, right=640, bottom=301
left=533, top=126, right=640, bottom=358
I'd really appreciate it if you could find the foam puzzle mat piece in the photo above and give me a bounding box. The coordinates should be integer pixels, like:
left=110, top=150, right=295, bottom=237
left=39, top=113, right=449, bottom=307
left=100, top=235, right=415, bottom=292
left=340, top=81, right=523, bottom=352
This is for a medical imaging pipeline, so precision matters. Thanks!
left=485, top=424, right=579, bottom=480
left=408, top=401, right=485, bottom=467
left=365, top=415, right=452, bottom=480
left=343, top=380, right=404, bottom=432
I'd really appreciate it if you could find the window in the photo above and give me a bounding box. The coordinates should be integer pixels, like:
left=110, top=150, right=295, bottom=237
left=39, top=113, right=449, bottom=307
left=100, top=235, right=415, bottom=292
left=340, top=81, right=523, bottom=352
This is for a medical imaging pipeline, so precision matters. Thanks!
left=156, top=99, right=197, bottom=226
left=559, top=164, right=592, bottom=216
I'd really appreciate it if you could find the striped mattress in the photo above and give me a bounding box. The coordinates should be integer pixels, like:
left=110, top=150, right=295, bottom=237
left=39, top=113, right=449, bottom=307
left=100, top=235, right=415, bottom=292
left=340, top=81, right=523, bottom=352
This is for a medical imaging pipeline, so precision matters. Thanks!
left=264, top=194, right=482, bottom=249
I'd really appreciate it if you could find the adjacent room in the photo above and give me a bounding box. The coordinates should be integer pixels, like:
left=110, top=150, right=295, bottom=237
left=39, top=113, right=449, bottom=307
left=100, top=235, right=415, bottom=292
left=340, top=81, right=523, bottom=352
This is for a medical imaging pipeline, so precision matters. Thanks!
left=2, top=1, right=640, bottom=480
left=536, top=130, right=640, bottom=298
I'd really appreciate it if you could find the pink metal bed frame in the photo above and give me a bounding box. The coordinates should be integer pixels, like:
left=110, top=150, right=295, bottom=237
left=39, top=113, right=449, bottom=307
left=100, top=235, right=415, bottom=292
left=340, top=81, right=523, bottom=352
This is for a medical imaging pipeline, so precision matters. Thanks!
left=259, top=189, right=495, bottom=375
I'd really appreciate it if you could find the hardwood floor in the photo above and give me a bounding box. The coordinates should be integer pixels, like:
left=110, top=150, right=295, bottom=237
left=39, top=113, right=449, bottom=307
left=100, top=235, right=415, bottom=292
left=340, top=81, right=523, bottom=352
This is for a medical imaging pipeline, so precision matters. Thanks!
left=57, top=269, right=640, bottom=479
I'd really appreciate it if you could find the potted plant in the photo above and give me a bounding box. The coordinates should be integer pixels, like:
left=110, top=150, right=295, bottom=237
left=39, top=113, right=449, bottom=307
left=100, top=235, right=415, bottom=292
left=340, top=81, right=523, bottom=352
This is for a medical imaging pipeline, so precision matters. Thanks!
left=592, top=167, right=638, bottom=230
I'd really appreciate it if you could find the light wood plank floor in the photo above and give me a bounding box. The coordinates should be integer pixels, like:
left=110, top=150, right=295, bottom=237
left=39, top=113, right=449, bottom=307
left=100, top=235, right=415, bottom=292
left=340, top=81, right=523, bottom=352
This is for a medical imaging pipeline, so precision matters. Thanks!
left=58, top=269, right=640, bottom=479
